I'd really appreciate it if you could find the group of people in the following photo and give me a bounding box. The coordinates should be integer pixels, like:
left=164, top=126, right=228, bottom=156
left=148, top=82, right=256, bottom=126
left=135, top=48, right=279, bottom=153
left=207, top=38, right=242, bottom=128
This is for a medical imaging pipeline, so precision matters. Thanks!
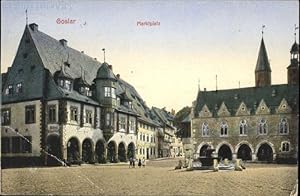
left=129, top=157, right=146, bottom=168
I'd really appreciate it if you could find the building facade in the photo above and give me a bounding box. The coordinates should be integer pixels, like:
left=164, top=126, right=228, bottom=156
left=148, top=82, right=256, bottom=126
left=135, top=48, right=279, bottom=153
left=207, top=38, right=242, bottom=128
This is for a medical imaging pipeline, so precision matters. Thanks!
left=0, top=23, right=170, bottom=167
left=191, top=36, right=299, bottom=163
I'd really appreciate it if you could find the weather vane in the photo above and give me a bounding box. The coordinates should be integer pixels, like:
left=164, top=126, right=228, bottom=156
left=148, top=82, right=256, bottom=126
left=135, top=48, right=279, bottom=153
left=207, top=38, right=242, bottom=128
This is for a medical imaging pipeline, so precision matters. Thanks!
left=25, top=9, right=28, bottom=25
left=262, top=25, right=266, bottom=36
left=102, top=48, right=106, bottom=62
left=294, top=24, right=299, bottom=41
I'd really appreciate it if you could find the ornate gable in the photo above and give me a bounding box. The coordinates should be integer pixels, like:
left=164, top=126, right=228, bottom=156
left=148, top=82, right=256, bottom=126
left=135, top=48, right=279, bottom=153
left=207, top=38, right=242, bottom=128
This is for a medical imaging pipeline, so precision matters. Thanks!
left=199, top=104, right=212, bottom=118
left=276, top=98, right=292, bottom=114
left=217, top=102, right=231, bottom=117
left=235, top=101, right=250, bottom=116
left=255, top=99, right=270, bottom=115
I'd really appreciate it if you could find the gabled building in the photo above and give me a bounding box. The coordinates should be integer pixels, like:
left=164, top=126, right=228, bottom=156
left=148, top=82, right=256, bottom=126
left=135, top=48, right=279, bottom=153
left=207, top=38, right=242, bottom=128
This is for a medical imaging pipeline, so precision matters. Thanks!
left=1, top=23, right=159, bottom=167
left=191, top=35, right=299, bottom=163
left=152, top=107, right=183, bottom=157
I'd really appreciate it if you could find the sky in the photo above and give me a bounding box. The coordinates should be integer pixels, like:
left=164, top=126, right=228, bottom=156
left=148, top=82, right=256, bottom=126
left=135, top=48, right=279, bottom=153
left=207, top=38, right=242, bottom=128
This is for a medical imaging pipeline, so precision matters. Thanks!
left=1, top=0, right=299, bottom=112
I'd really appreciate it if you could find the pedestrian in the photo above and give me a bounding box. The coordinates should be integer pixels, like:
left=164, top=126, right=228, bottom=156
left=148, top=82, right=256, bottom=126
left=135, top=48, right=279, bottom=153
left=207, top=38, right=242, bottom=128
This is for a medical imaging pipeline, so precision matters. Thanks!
left=132, top=157, right=135, bottom=168
left=142, top=157, right=146, bottom=167
left=138, top=158, right=142, bottom=168
left=129, top=157, right=133, bottom=168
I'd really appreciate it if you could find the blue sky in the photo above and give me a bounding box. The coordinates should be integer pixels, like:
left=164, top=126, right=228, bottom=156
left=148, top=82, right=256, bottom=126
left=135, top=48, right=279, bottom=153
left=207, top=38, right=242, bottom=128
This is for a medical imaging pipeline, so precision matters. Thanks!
left=1, top=0, right=299, bottom=111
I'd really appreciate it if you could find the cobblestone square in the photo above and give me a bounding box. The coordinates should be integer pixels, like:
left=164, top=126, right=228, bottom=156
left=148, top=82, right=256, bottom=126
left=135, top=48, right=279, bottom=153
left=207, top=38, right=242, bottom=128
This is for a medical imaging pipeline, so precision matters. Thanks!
left=1, top=159, right=297, bottom=196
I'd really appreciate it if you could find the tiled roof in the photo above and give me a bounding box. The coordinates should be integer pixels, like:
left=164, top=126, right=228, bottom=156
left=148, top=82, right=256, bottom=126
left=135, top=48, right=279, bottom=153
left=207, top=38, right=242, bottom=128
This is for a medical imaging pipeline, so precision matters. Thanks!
left=152, top=107, right=175, bottom=129
left=117, top=78, right=160, bottom=126
left=194, top=84, right=299, bottom=117
left=28, top=25, right=101, bottom=85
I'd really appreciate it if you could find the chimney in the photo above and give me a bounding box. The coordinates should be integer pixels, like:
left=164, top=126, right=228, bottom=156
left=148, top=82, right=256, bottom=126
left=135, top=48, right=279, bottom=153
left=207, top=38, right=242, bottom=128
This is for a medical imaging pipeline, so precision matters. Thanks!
left=94, top=58, right=97, bottom=60
left=59, top=39, right=67, bottom=47
left=116, top=74, right=120, bottom=79
left=204, top=88, right=207, bottom=92
left=81, top=51, right=84, bottom=54
left=29, top=23, right=38, bottom=31
left=108, top=65, right=113, bottom=71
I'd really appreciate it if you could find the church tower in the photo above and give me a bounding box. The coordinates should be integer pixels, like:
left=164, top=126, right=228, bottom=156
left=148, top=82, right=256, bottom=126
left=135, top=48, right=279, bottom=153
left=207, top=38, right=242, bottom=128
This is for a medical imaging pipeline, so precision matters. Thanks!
left=287, top=40, right=299, bottom=85
left=255, top=37, right=272, bottom=87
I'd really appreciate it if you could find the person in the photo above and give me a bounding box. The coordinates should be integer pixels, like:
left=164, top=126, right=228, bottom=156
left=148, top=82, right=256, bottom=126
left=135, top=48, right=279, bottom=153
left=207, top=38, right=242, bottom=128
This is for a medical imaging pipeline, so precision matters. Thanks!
left=129, top=157, right=133, bottom=168
left=132, top=157, right=135, bottom=168
left=142, top=157, right=146, bottom=167
left=138, top=158, right=142, bottom=168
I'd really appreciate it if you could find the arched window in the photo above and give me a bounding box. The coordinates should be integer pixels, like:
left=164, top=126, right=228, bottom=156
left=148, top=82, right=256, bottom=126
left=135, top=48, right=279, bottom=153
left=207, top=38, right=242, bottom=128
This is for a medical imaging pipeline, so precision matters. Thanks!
left=239, top=119, right=247, bottom=135
left=258, top=118, right=267, bottom=135
left=220, top=121, right=228, bottom=136
left=202, top=122, right=209, bottom=136
left=281, top=142, right=290, bottom=152
left=279, top=118, right=289, bottom=134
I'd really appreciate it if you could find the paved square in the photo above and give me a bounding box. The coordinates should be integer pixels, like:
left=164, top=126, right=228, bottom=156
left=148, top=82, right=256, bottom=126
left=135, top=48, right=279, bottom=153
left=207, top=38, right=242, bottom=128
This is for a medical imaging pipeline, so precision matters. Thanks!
left=1, top=159, right=297, bottom=195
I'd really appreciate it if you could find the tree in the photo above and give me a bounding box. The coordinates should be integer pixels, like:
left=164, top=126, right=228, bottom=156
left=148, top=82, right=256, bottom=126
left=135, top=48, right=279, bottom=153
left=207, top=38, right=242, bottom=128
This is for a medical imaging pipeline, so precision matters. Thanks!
left=174, top=106, right=191, bottom=138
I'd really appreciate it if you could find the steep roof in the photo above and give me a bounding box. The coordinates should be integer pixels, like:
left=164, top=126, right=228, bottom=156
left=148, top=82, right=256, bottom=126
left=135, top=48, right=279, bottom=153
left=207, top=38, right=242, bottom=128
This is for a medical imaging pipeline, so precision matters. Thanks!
left=194, top=84, right=299, bottom=117
left=152, top=107, right=175, bottom=129
left=28, top=24, right=101, bottom=85
left=255, top=38, right=271, bottom=72
left=96, top=62, right=117, bottom=80
left=290, top=41, right=299, bottom=53
left=116, top=77, right=160, bottom=126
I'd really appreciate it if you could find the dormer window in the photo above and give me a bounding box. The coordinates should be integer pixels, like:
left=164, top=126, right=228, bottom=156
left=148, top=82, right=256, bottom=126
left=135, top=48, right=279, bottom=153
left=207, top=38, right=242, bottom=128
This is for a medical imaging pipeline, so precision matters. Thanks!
left=58, top=79, right=72, bottom=91
left=129, top=101, right=132, bottom=109
left=65, top=80, right=71, bottom=90
left=104, top=87, right=116, bottom=98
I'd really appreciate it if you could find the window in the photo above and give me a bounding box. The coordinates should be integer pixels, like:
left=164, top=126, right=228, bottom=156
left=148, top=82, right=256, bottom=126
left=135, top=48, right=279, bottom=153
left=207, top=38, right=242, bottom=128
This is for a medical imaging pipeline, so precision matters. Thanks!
left=202, top=122, right=209, bottom=136
left=21, top=137, right=32, bottom=153
left=258, top=118, right=267, bottom=135
left=117, top=97, right=121, bottom=106
left=12, top=137, right=21, bottom=153
left=65, top=80, right=72, bottom=91
left=239, top=120, right=247, bottom=135
left=16, top=83, right=23, bottom=93
left=70, top=107, right=78, bottom=122
left=23, top=53, right=28, bottom=59
left=106, top=113, right=111, bottom=126
left=281, top=142, right=290, bottom=152
left=104, top=87, right=111, bottom=97
left=220, top=121, right=228, bottom=136
left=48, top=105, right=56, bottom=123
left=279, top=118, right=289, bottom=134
left=1, top=108, right=11, bottom=125
left=1, top=137, right=10, bottom=153
left=143, top=134, right=145, bottom=141
left=146, top=135, right=149, bottom=142
left=85, top=110, right=93, bottom=124
left=5, top=85, right=13, bottom=95
left=111, top=88, right=116, bottom=99
left=129, top=119, right=135, bottom=133
left=85, top=87, right=92, bottom=96
left=129, top=101, right=132, bottom=109
left=119, top=116, right=126, bottom=130
left=25, top=105, right=35, bottom=124
left=140, top=133, right=142, bottom=141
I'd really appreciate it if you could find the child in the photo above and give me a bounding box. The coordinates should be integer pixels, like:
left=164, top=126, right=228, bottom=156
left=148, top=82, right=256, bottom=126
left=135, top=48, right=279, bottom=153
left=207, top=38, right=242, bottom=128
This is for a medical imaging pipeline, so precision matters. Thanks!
left=138, top=159, right=142, bottom=168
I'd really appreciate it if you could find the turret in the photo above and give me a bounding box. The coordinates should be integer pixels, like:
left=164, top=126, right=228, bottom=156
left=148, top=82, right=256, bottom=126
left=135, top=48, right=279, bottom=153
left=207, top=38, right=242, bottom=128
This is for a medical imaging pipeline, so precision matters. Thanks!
left=287, top=41, right=299, bottom=85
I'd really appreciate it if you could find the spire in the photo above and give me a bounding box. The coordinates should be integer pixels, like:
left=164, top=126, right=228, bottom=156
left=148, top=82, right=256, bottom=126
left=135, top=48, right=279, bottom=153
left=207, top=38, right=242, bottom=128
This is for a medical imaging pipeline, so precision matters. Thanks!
left=255, top=37, right=271, bottom=72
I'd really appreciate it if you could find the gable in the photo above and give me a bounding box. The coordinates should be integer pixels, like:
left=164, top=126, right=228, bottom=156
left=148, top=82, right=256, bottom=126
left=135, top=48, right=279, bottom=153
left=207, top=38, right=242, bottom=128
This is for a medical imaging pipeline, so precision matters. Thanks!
left=199, top=104, right=212, bottom=118
left=2, top=26, right=45, bottom=103
left=276, top=98, right=292, bottom=114
left=235, top=101, right=251, bottom=116
left=255, top=99, right=270, bottom=115
left=217, top=102, right=231, bottom=117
